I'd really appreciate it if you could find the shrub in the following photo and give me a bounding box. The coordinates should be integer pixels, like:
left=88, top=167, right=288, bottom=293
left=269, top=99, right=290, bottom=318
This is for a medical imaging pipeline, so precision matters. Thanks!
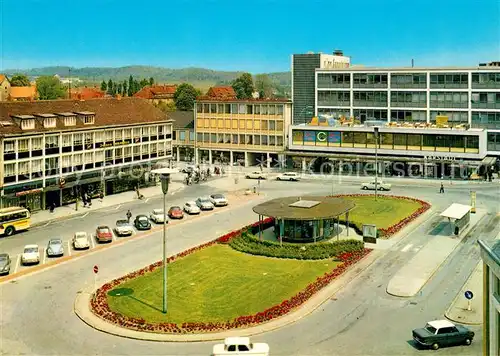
left=229, top=232, right=364, bottom=260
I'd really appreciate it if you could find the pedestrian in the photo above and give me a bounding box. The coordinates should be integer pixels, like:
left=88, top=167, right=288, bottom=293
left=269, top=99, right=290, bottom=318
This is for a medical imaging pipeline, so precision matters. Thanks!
left=439, top=182, right=444, bottom=193
left=126, top=209, right=132, bottom=223
left=49, top=202, right=55, bottom=213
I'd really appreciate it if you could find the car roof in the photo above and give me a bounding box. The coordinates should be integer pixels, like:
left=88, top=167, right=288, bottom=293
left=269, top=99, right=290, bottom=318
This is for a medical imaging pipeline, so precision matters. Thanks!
left=75, top=231, right=87, bottom=235
left=427, top=320, right=455, bottom=329
left=224, top=337, right=250, bottom=346
left=186, top=201, right=196, bottom=204
left=24, top=244, right=38, bottom=249
left=116, top=219, right=128, bottom=223
left=97, top=225, right=110, bottom=229
left=49, top=238, right=62, bottom=242
left=170, top=206, right=181, bottom=209
left=136, top=214, right=147, bottom=217
left=198, top=196, right=210, bottom=200
left=0, top=253, right=9, bottom=257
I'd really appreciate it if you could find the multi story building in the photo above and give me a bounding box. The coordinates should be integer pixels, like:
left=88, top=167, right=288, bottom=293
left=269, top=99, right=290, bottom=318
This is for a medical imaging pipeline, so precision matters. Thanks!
left=0, top=97, right=173, bottom=211
left=134, top=85, right=177, bottom=104
left=195, top=87, right=292, bottom=167
left=170, top=111, right=195, bottom=163
left=0, top=75, right=11, bottom=101
left=478, top=239, right=500, bottom=356
left=288, top=56, right=500, bottom=177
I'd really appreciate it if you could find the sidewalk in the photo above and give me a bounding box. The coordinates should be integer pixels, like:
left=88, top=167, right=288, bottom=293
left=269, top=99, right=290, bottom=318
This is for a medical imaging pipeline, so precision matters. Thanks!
left=445, top=261, right=483, bottom=325
left=74, top=249, right=383, bottom=342
left=386, top=209, right=487, bottom=297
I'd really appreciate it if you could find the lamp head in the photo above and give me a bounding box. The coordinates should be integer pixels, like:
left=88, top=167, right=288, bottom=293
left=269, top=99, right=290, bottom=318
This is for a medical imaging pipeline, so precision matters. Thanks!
left=151, top=167, right=177, bottom=195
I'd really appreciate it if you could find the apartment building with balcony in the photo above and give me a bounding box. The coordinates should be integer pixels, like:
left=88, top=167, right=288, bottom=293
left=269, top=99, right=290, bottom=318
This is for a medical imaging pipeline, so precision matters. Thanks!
left=195, top=87, right=292, bottom=167
left=0, top=98, right=173, bottom=211
left=288, top=55, right=500, bottom=177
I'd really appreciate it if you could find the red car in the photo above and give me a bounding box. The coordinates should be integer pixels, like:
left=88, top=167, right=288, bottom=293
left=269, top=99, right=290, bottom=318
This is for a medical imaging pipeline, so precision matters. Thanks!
left=95, top=226, right=113, bottom=243
left=168, top=206, right=184, bottom=219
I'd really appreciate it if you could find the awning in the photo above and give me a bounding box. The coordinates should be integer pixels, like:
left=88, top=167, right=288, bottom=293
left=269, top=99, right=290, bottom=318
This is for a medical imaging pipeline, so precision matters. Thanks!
left=481, top=156, right=497, bottom=166
left=440, top=203, right=472, bottom=220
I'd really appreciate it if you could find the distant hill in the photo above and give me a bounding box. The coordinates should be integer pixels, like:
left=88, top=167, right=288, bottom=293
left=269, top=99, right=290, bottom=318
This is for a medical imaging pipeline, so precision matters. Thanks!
left=3, top=66, right=291, bottom=93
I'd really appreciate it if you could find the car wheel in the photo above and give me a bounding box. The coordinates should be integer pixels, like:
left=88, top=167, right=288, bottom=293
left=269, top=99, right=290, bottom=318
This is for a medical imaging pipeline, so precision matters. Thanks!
left=362, top=186, right=368, bottom=190
left=431, top=343, right=439, bottom=350
left=4, top=226, right=15, bottom=236
left=245, top=175, right=250, bottom=179
left=465, top=338, right=472, bottom=346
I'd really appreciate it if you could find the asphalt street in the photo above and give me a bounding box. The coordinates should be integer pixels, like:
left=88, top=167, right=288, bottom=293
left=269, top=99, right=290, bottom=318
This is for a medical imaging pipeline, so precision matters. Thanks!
left=0, top=178, right=499, bottom=355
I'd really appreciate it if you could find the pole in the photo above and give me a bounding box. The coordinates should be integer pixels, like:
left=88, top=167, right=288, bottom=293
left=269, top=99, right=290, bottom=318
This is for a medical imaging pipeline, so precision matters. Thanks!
left=467, top=299, right=472, bottom=311
left=374, top=127, right=379, bottom=201
left=162, top=192, right=167, bottom=314
left=94, top=273, right=97, bottom=291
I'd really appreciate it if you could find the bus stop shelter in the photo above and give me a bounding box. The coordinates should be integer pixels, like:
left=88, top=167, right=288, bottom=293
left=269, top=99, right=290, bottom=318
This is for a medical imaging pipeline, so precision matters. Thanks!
left=440, top=203, right=472, bottom=236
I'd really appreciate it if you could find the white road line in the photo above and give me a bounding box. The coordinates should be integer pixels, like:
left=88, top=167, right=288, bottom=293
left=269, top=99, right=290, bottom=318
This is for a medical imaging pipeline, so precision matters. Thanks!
left=80, top=212, right=89, bottom=219
left=41, top=248, right=46, bottom=265
left=114, top=204, right=121, bottom=210
left=113, top=232, right=117, bottom=241
left=67, top=241, right=72, bottom=257
left=90, top=235, right=95, bottom=249
left=43, top=221, right=52, bottom=227
left=401, top=244, right=413, bottom=252
left=14, top=255, right=21, bottom=273
left=144, top=198, right=150, bottom=203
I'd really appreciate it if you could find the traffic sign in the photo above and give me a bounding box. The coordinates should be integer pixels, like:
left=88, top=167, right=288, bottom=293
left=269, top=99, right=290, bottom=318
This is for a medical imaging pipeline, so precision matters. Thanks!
left=93, top=265, right=99, bottom=274
left=464, top=290, right=473, bottom=300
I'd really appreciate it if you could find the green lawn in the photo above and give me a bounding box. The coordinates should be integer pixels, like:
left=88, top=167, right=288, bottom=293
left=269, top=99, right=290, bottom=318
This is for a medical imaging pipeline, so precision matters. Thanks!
left=107, top=244, right=337, bottom=324
left=342, top=195, right=423, bottom=230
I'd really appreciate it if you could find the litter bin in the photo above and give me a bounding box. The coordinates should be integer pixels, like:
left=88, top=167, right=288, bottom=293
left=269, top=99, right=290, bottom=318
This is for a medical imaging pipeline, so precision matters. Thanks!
left=454, top=226, right=459, bottom=235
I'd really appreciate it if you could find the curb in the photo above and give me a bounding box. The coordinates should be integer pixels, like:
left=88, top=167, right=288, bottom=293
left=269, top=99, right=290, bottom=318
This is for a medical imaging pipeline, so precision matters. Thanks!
left=386, top=210, right=488, bottom=298
left=74, top=249, right=382, bottom=342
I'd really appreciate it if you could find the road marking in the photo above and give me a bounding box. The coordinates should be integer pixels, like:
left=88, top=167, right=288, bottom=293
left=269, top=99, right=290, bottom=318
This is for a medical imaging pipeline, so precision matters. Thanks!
left=41, top=248, right=46, bottom=265
left=144, top=198, right=150, bottom=203
left=114, top=204, right=121, bottom=210
left=80, top=212, right=89, bottom=219
left=43, top=221, right=52, bottom=227
left=14, top=255, right=21, bottom=273
left=113, top=232, right=117, bottom=241
left=90, top=235, right=95, bottom=249
left=67, top=241, right=72, bottom=257
left=401, top=244, right=413, bottom=252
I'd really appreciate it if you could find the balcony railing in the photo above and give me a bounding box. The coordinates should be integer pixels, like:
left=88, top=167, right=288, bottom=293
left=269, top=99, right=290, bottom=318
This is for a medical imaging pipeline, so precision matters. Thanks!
left=429, top=101, right=469, bottom=109
left=390, top=83, right=427, bottom=89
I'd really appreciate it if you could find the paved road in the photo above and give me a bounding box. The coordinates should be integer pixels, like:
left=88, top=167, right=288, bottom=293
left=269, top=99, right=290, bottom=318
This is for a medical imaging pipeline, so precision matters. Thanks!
left=0, top=180, right=498, bottom=355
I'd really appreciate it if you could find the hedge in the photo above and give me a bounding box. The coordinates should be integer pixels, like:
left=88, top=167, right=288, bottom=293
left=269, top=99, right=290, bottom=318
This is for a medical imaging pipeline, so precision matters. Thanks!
left=228, top=232, right=364, bottom=260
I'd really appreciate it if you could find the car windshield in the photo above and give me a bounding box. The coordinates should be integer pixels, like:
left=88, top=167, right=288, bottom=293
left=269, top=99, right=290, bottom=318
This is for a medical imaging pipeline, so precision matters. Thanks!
left=49, top=239, right=62, bottom=245
left=153, top=210, right=163, bottom=214
left=75, top=232, right=86, bottom=238
left=138, top=216, right=148, bottom=222
left=200, top=198, right=210, bottom=203
left=0, top=255, right=8, bottom=261
left=116, top=220, right=129, bottom=226
left=98, top=227, right=110, bottom=233
left=24, top=247, right=38, bottom=253
left=212, top=194, right=224, bottom=199
left=425, top=325, right=437, bottom=333
left=170, top=206, right=181, bottom=211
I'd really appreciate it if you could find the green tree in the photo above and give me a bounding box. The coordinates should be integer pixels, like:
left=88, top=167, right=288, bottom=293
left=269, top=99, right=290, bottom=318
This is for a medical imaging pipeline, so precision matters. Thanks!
left=128, top=75, right=134, bottom=96
left=36, top=76, right=66, bottom=100
left=254, top=74, right=274, bottom=99
left=117, top=83, right=123, bottom=95
left=100, top=80, right=107, bottom=92
left=10, top=74, right=31, bottom=86
left=173, top=83, right=199, bottom=111
left=107, top=79, right=114, bottom=95
left=232, top=73, right=254, bottom=99
left=122, top=80, right=128, bottom=96
left=139, top=78, right=149, bottom=88
left=155, top=101, right=177, bottom=112
left=149, top=77, right=154, bottom=86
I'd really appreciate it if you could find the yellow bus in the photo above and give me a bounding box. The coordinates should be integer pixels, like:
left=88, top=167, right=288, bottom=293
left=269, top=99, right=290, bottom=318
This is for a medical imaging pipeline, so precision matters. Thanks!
left=0, top=207, right=31, bottom=236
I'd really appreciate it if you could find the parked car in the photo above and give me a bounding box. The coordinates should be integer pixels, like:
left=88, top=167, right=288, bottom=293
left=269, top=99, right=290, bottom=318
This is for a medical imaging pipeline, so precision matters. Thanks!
left=210, top=193, right=228, bottom=207
left=168, top=206, right=184, bottom=219
left=245, top=171, right=267, bottom=180
left=115, top=219, right=134, bottom=236
left=196, top=197, right=214, bottom=210
left=46, top=238, right=64, bottom=257
left=412, top=320, right=474, bottom=350
left=150, top=209, right=167, bottom=224
left=95, top=226, right=113, bottom=243
left=276, top=172, right=300, bottom=181
left=21, top=244, right=40, bottom=265
left=0, top=253, right=11, bottom=275
left=361, top=180, right=392, bottom=191
left=213, top=337, right=270, bottom=356
left=72, top=231, right=90, bottom=250
left=184, top=201, right=201, bottom=215
left=134, top=215, right=152, bottom=230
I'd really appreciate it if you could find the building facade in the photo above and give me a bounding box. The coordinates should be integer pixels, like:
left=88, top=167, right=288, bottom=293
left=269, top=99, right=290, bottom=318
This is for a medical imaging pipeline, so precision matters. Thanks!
left=170, top=111, right=195, bottom=163
left=0, top=75, right=11, bottom=101
left=134, top=85, right=177, bottom=104
left=288, top=56, right=500, bottom=177
left=195, top=95, right=292, bottom=167
left=478, top=239, right=500, bottom=356
left=0, top=98, right=173, bottom=211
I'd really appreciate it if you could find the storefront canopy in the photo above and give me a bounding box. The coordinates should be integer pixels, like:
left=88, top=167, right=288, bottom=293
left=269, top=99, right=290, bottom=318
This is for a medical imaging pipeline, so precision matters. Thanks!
left=440, top=203, right=472, bottom=220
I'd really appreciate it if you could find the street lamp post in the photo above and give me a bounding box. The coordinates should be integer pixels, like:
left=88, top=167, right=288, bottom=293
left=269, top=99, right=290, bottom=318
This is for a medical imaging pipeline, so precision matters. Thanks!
left=374, top=127, right=379, bottom=201
left=151, top=168, right=177, bottom=314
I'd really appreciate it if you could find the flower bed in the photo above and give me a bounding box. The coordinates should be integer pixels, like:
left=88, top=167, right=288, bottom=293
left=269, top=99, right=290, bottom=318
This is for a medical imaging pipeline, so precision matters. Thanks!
left=90, top=218, right=371, bottom=334
left=229, top=233, right=364, bottom=260
left=328, top=194, right=431, bottom=238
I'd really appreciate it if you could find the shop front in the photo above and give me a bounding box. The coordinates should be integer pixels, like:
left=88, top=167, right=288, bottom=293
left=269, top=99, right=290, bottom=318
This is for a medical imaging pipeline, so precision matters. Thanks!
left=1, top=181, right=44, bottom=211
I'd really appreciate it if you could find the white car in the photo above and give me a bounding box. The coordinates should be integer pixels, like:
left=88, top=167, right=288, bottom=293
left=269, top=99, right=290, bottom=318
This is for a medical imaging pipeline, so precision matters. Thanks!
left=213, top=337, right=270, bottom=356
left=21, top=244, right=40, bottom=265
left=115, top=219, right=134, bottom=236
left=184, top=201, right=201, bottom=215
left=150, top=209, right=166, bottom=223
left=196, top=197, right=214, bottom=210
left=210, top=193, right=228, bottom=207
left=361, top=180, right=392, bottom=191
left=276, top=172, right=300, bottom=181
left=245, top=171, right=267, bottom=180
left=72, top=231, right=90, bottom=250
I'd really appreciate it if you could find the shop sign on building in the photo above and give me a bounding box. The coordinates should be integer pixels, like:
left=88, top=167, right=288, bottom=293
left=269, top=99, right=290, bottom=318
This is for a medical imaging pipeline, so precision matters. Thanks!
left=15, top=188, right=43, bottom=197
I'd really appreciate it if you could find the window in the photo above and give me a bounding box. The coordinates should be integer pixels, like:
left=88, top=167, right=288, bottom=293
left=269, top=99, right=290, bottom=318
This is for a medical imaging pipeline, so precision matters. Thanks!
left=227, top=346, right=236, bottom=352
left=18, top=161, right=29, bottom=174
left=133, top=128, right=141, bottom=138
left=115, top=148, right=123, bottom=158
left=142, top=127, right=149, bottom=136
left=4, top=141, right=14, bottom=153
left=62, top=134, right=72, bottom=147
left=124, top=147, right=132, bottom=157
left=32, top=159, right=42, bottom=173
left=84, top=115, right=95, bottom=124
left=62, top=155, right=72, bottom=167
left=105, top=130, right=113, bottom=141
left=124, top=129, right=132, bottom=139
left=64, top=117, right=76, bottom=126
left=95, top=151, right=104, bottom=162
left=141, top=144, right=149, bottom=154
left=95, top=131, right=104, bottom=142
left=238, top=345, right=249, bottom=352
left=44, top=118, right=56, bottom=128
left=84, top=152, right=93, bottom=163
left=45, top=136, right=59, bottom=148
left=150, top=126, right=158, bottom=135
left=32, top=138, right=42, bottom=150
left=105, top=149, right=113, bottom=161
left=189, top=131, right=195, bottom=141
left=21, top=119, right=35, bottom=130
left=73, top=133, right=83, bottom=145
left=84, top=133, right=93, bottom=144
left=18, top=139, right=29, bottom=152
left=115, top=129, right=123, bottom=140
left=4, top=163, right=15, bottom=176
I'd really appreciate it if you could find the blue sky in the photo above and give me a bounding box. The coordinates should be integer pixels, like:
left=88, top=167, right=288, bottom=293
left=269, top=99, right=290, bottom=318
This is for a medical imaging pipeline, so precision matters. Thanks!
left=1, top=0, right=499, bottom=72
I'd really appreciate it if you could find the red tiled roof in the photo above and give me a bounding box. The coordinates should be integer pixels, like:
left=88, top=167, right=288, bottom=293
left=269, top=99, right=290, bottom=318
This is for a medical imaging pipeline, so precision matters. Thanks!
left=0, top=97, right=172, bottom=135
left=0, top=75, right=7, bottom=84
left=205, top=86, right=236, bottom=99
left=69, top=87, right=105, bottom=100
left=134, top=85, right=177, bottom=99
